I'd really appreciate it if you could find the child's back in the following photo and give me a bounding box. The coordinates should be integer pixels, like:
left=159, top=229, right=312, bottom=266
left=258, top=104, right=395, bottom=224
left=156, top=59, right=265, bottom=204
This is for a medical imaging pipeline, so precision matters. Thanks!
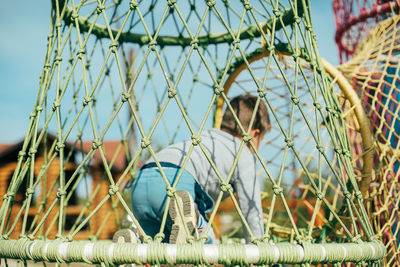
left=131, top=94, right=270, bottom=243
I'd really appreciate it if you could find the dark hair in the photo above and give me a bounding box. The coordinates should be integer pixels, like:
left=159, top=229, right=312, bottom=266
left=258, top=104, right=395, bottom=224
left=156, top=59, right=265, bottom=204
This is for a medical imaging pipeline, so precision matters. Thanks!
left=220, top=94, right=271, bottom=137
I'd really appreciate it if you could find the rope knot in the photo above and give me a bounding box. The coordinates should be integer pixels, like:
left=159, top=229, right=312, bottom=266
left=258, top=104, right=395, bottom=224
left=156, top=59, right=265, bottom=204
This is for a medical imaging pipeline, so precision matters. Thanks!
left=267, top=45, right=275, bottom=53
left=191, top=135, right=201, bottom=146
left=166, top=187, right=177, bottom=197
left=109, top=185, right=119, bottom=196
left=66, top=235, right=73, bottom=242
left=28, top=148, right=37, bottom=156
left=242, top=134, right=252, bottom=143
left=167, top=0, right=176, bottom=7
left=258, top=89, right=267, bottom=98
left=250, top=236, right=258, bottom=244
left=83, top=96, right=92, bottom=106
left=129, top=0, right=139, bottom=9
left=186, top=235, right=195, bottom=243
left=55, top=142, right=65, bottom=152
left=143, top=235, right=152, bottom=243
left=242, top=0, right=252, bottom=10
left=343, top=149, right=351, bottom=157
left=141, top=137, right=151, bottom=148
left=316, top=143, right=324, bottom=153
left=30, top=111, right=37, bottom=118
left=168, top=88, right=177, bottom=98
left=272, top=185, right=283, bottom=195
left=92, top=138, right=103, bottom=150
left=213, top=84, right=224, bottom=95
left=96, top=4, right=105, bottom=13
left=326, top=106, right=337, bottom=116
left=36, top=106, right=43, bottom=112
left=52, top=100, right=61, bottom=111
left=343, top=190, right=352, bottom=199
left=154, top=233, right=165, bottom=242
left=26, top=188, right=35, bottom=197
left=355, top=191, right=363, bottom=199
left=351, top=234, right=361, bottom=243
left=284, top=137, right=294, bottom=148
left=19, top=234, right=27, bottom=239
left=292, top=51, right=301, bottom=60
left=57, top=188, right=67, bottom=198
left=220, top=183, right=231, bottom=192
left=109, top=42, right=118, bottom=53
left=4, top=192, right=15, bottom=200
left=77, top=49, right=85, bottom=59
left=273, top=8, right=281, bottom=17
left=121, top=91, right=130, bottom=102
left=294, top=16, right=301, bottom=24
left=291, top=96, right=300, bottom=105
left=71, top=10, right=79, bottom=20
left=207, top=0, right=216, bottom=8
left=334, top=147, right=342, bottom=155
left=232, top=38, right=241, bottom=46
left=335, top=106, right=342, bottom=115
left=55, top=234, right=67, bottom=241
left=18, top=151, right=26, bottom=158
left=190, top=38, right=199, bottom=49
left=148, top=40, right=157, bottom=51
left=54, top=56, right=62, bottom=64
left=261, top=234, right=270, bottom=242
left=295, top=235, right=304, bottom=244
left=315, top=190, right=324, bottom=200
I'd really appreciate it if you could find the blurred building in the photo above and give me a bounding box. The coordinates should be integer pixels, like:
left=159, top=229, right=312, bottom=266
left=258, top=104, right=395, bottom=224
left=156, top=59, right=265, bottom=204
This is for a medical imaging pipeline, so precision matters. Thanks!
left=0, top=134, right=126, bottom=240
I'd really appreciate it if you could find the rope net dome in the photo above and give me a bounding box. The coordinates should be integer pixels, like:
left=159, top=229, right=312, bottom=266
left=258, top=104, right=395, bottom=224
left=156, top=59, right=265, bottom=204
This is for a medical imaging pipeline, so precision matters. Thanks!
left=333, top=0, right=400, bottom=63
left=0, top=0, right=385, bottom=265
left=338, top=14, right=400, bottom=265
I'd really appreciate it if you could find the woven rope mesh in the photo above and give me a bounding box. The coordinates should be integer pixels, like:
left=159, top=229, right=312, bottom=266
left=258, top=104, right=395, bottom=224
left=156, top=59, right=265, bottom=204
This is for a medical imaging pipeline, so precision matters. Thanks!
left=338, top=14, right=400, bottom=265
left=333, top=0, right=400, bottom=63
left=0, top=0, right=386, bottom=265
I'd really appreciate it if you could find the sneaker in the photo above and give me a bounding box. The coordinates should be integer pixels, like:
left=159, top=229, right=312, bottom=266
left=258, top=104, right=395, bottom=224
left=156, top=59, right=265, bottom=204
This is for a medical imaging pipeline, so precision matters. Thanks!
left=169, top=190, right=198, bottom=244
left=112, top=228, right=139, bottom=244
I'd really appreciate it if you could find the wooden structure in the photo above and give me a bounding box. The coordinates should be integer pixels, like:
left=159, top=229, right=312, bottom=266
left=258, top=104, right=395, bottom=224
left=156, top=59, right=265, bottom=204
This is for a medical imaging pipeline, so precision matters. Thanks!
left=0, top=134, right=126, bottom=240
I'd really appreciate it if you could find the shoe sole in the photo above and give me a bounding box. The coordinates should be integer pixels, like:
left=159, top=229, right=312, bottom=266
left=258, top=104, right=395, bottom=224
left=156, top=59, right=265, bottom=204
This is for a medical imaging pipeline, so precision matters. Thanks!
left=169, top=190, right=198, bottom=244
left=113, top=229, right=138, bottom=243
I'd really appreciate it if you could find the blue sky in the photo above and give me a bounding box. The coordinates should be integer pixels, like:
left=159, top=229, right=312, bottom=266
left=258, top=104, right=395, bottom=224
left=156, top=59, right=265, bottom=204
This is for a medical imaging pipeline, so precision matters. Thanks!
left=0, top=1, right=339, bottom=143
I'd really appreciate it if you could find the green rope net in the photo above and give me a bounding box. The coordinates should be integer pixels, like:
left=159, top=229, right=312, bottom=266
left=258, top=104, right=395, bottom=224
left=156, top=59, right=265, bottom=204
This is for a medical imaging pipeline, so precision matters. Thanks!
left=0, top=0, right=386, bottom=265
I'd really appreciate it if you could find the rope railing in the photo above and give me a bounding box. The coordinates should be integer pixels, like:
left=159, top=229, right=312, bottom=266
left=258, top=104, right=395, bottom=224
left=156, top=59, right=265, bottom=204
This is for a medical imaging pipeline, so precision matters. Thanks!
left=0, top=239, right=386, bottom=265
left=0, top=0, right=387, bottom=265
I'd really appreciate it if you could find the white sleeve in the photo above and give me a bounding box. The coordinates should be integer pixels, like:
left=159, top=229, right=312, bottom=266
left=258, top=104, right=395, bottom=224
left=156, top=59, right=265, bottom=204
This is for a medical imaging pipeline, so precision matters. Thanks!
left=231, top=154, right=264, bottom=242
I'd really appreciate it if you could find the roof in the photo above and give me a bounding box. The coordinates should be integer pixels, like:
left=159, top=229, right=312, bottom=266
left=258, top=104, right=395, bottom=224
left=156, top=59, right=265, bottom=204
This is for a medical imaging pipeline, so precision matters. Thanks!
left=78, top=140, right=127, bottom=172
left=0, top=144, right=14, bottom=154
left=0, top=135, right=127, bottom=172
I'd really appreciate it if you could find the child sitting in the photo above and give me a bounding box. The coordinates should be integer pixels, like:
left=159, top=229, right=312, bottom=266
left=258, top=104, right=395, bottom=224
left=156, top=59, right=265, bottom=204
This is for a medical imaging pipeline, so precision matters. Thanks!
left=131, top=94, right=271, bottom=243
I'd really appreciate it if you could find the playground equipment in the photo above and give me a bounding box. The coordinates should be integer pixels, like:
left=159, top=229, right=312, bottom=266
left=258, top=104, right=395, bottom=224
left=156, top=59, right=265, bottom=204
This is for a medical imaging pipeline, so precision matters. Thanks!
left=333, top=0, right=400, bottom=264
left=0, top=1, right=386, bottom=265
left=333, top=0, right=400, bottom=63
left=337, top=12, right=400, bottom=265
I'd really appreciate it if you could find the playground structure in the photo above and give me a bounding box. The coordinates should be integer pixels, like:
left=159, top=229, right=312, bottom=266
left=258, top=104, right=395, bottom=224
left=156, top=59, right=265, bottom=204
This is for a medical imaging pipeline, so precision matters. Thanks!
left=0, top=0, right=390, bottom=265
left=334, top=0, right=400, bottom=264
left=333, top=0, right=400, bottom=63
